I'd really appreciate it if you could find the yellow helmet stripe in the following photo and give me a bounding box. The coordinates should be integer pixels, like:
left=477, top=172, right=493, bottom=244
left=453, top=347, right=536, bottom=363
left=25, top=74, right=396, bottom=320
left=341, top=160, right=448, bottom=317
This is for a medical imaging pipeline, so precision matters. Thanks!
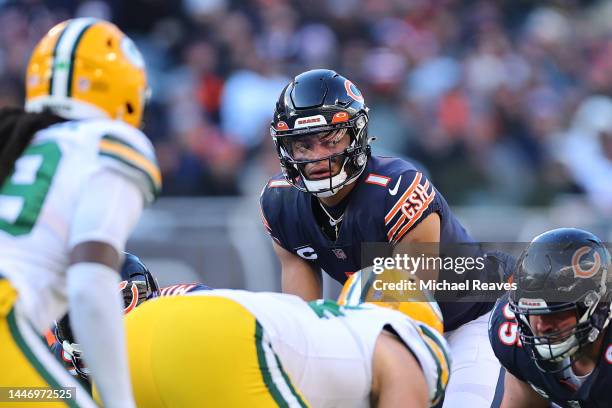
left=48, top=23, right=69, bottom=97
left=49, top=18, right=97, bottom=98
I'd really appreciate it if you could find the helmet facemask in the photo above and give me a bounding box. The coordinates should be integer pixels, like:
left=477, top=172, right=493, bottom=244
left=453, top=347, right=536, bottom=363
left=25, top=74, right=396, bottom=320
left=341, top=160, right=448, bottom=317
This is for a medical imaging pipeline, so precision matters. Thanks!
left=119, top=279, right=156, bottom=314
left=510, top=289, right=611, bottom=373
left=273, top=113, right=370, bottom=197
left=54, top=315, right=90, bottom=381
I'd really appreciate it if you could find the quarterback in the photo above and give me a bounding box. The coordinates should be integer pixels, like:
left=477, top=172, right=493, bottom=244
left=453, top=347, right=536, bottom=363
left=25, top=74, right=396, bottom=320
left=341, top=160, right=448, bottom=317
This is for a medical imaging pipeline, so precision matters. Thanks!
left=489, top=228, right=612, bottom=408
left=0, top=18, right=159, bottom=408
left=260, top=69, right=509, bottom=406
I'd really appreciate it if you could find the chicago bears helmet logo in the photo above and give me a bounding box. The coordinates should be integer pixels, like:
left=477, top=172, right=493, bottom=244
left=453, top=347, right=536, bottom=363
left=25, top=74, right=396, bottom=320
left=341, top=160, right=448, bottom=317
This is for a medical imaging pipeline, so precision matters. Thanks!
left=571, top=246, right=601, bottom=279
left=118, top=280, right=139, bottom=314
left=344, top=80, right=364, bottom=103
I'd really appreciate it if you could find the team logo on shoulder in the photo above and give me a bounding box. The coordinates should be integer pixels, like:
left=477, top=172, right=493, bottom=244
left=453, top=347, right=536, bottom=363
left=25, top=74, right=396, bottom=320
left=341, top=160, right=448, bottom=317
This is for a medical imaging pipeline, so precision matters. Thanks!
left=296, top=245, right=318, bottom=260
left=572, top=246, right=601, bottom=279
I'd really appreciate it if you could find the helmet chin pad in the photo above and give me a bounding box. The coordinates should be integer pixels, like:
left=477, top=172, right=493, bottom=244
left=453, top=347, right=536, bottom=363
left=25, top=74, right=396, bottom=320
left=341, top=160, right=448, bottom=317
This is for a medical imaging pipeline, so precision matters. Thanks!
left=534, top=335, right=579, bottom=361
left=301, top=159, right=350, bottom=197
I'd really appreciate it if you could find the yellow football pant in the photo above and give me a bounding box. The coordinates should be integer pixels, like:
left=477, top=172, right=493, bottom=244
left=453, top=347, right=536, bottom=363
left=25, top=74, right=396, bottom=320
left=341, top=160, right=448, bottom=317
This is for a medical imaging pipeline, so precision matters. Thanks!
left=125, top=295, right=310, bottom=408
left=0, top=278, right=94, bottom=408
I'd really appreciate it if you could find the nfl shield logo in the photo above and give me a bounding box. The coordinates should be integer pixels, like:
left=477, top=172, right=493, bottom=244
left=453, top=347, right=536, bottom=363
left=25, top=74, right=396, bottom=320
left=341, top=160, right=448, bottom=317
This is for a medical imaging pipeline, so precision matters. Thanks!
left=332, top=249, right=347, bottom=260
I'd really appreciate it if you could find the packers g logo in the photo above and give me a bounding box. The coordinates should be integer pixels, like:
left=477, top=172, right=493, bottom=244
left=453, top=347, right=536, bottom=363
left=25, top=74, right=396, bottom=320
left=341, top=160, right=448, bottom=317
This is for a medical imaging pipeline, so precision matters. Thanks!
left=571, top=246, right=601, bottom=279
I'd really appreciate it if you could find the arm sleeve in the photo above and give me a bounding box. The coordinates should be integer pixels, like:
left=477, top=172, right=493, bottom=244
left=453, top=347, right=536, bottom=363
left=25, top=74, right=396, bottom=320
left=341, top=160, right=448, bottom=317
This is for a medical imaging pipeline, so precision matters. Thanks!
left=68, top=168, right=144, bottom=253
left=67, top=263, right=135, bottom=408
left=384, top=171, right=441, bottom=245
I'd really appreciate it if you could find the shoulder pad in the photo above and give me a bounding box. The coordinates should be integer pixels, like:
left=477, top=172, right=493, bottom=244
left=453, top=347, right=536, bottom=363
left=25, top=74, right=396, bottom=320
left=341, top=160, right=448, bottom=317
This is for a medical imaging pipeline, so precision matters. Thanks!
left=96, top=121, right=161, bottom=203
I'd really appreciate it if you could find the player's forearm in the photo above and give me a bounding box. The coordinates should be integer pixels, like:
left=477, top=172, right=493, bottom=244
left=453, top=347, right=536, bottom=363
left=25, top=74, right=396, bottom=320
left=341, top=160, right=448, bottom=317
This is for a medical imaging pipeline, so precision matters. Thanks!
left=281, top=267, right=322, bottom=300
left=67, top=262, right=135, bottom=408
left=500, top=372, right=547, bottom=408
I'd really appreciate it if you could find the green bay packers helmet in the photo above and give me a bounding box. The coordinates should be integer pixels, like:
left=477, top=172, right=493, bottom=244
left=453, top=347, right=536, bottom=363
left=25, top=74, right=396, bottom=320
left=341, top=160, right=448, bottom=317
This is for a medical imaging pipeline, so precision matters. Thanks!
left=338, top=267, right=444, bottom=334
left=25, top=18, right=149, bottom=128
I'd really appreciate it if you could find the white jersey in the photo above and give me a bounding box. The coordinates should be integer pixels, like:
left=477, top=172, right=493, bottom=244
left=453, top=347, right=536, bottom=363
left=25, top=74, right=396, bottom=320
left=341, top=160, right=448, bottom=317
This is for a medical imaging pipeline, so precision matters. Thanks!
left=0, top=118, right=160, bottom=332
left=190, top=290, right=450, bottom=408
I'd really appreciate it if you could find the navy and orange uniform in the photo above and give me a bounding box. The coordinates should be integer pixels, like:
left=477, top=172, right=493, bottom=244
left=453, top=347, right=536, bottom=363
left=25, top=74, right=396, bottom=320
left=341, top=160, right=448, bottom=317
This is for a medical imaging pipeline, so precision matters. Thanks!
left=488, top=296, right=612, bottom=408
left=261, top=155, right=500, bottom=331
left=158, top=283, right=211, bottom=296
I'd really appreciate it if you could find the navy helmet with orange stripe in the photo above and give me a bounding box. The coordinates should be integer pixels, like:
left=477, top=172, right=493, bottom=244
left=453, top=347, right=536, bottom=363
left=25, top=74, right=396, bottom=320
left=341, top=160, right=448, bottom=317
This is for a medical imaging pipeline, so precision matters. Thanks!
left=270, top=69, right=371, bottom=198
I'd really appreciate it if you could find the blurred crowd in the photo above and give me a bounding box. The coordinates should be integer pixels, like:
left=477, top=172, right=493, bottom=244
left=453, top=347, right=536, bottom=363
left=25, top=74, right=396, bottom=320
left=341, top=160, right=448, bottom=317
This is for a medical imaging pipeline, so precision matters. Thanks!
left=3, top=0, right=612, bottom=212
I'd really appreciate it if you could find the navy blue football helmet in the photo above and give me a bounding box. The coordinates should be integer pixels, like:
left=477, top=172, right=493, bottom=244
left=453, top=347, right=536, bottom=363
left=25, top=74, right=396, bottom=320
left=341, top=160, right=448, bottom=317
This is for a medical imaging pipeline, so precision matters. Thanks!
left=509, top=228, right=612, bottom=372
left=54, top=252, right=159, bottom=380
left=270, top=69, right=371, bottom=197
left=119, top=252, right=160, bottom=313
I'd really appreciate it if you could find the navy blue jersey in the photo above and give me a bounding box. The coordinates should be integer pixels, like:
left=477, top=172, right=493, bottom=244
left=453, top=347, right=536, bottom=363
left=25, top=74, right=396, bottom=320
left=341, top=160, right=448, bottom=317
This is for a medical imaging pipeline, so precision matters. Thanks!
left=489, top=296, right=612, bottom=408
left=261, top=155, right=496, bottom=331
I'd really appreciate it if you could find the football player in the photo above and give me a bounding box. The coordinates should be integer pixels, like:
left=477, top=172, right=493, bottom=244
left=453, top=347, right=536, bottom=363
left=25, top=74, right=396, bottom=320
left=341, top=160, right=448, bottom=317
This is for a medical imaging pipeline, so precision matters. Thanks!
left=124, top=272, right=450, bottom=408
left=50, top=253, right=210, bottom=389
left=0, top=18, right=158, bottom=408
left=488, top=228, right=612, bottom=408
left=260, top=69, right=509, bottom=406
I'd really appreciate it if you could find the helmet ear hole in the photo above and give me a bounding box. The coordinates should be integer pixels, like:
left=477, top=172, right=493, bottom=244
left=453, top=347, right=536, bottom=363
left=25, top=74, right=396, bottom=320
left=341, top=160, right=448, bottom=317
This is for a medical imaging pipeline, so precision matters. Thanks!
left=106, top=38, right=113, bottom=48
left=126, top=102, right=134, bottom=114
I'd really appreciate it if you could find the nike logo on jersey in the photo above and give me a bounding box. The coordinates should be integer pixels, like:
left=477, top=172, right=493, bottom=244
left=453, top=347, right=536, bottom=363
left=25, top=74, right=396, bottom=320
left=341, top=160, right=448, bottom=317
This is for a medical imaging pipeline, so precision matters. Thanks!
left=388, top=176, right=402, bottom=196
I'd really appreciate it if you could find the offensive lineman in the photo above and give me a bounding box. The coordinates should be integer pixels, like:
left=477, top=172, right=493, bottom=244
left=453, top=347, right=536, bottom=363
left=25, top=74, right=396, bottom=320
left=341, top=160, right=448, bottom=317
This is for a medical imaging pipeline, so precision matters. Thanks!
left=489, top=228, right=612, bottom=408
left=50, top=253, right=210, bottom=389
left=0, top=18, right=159, bottom=408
